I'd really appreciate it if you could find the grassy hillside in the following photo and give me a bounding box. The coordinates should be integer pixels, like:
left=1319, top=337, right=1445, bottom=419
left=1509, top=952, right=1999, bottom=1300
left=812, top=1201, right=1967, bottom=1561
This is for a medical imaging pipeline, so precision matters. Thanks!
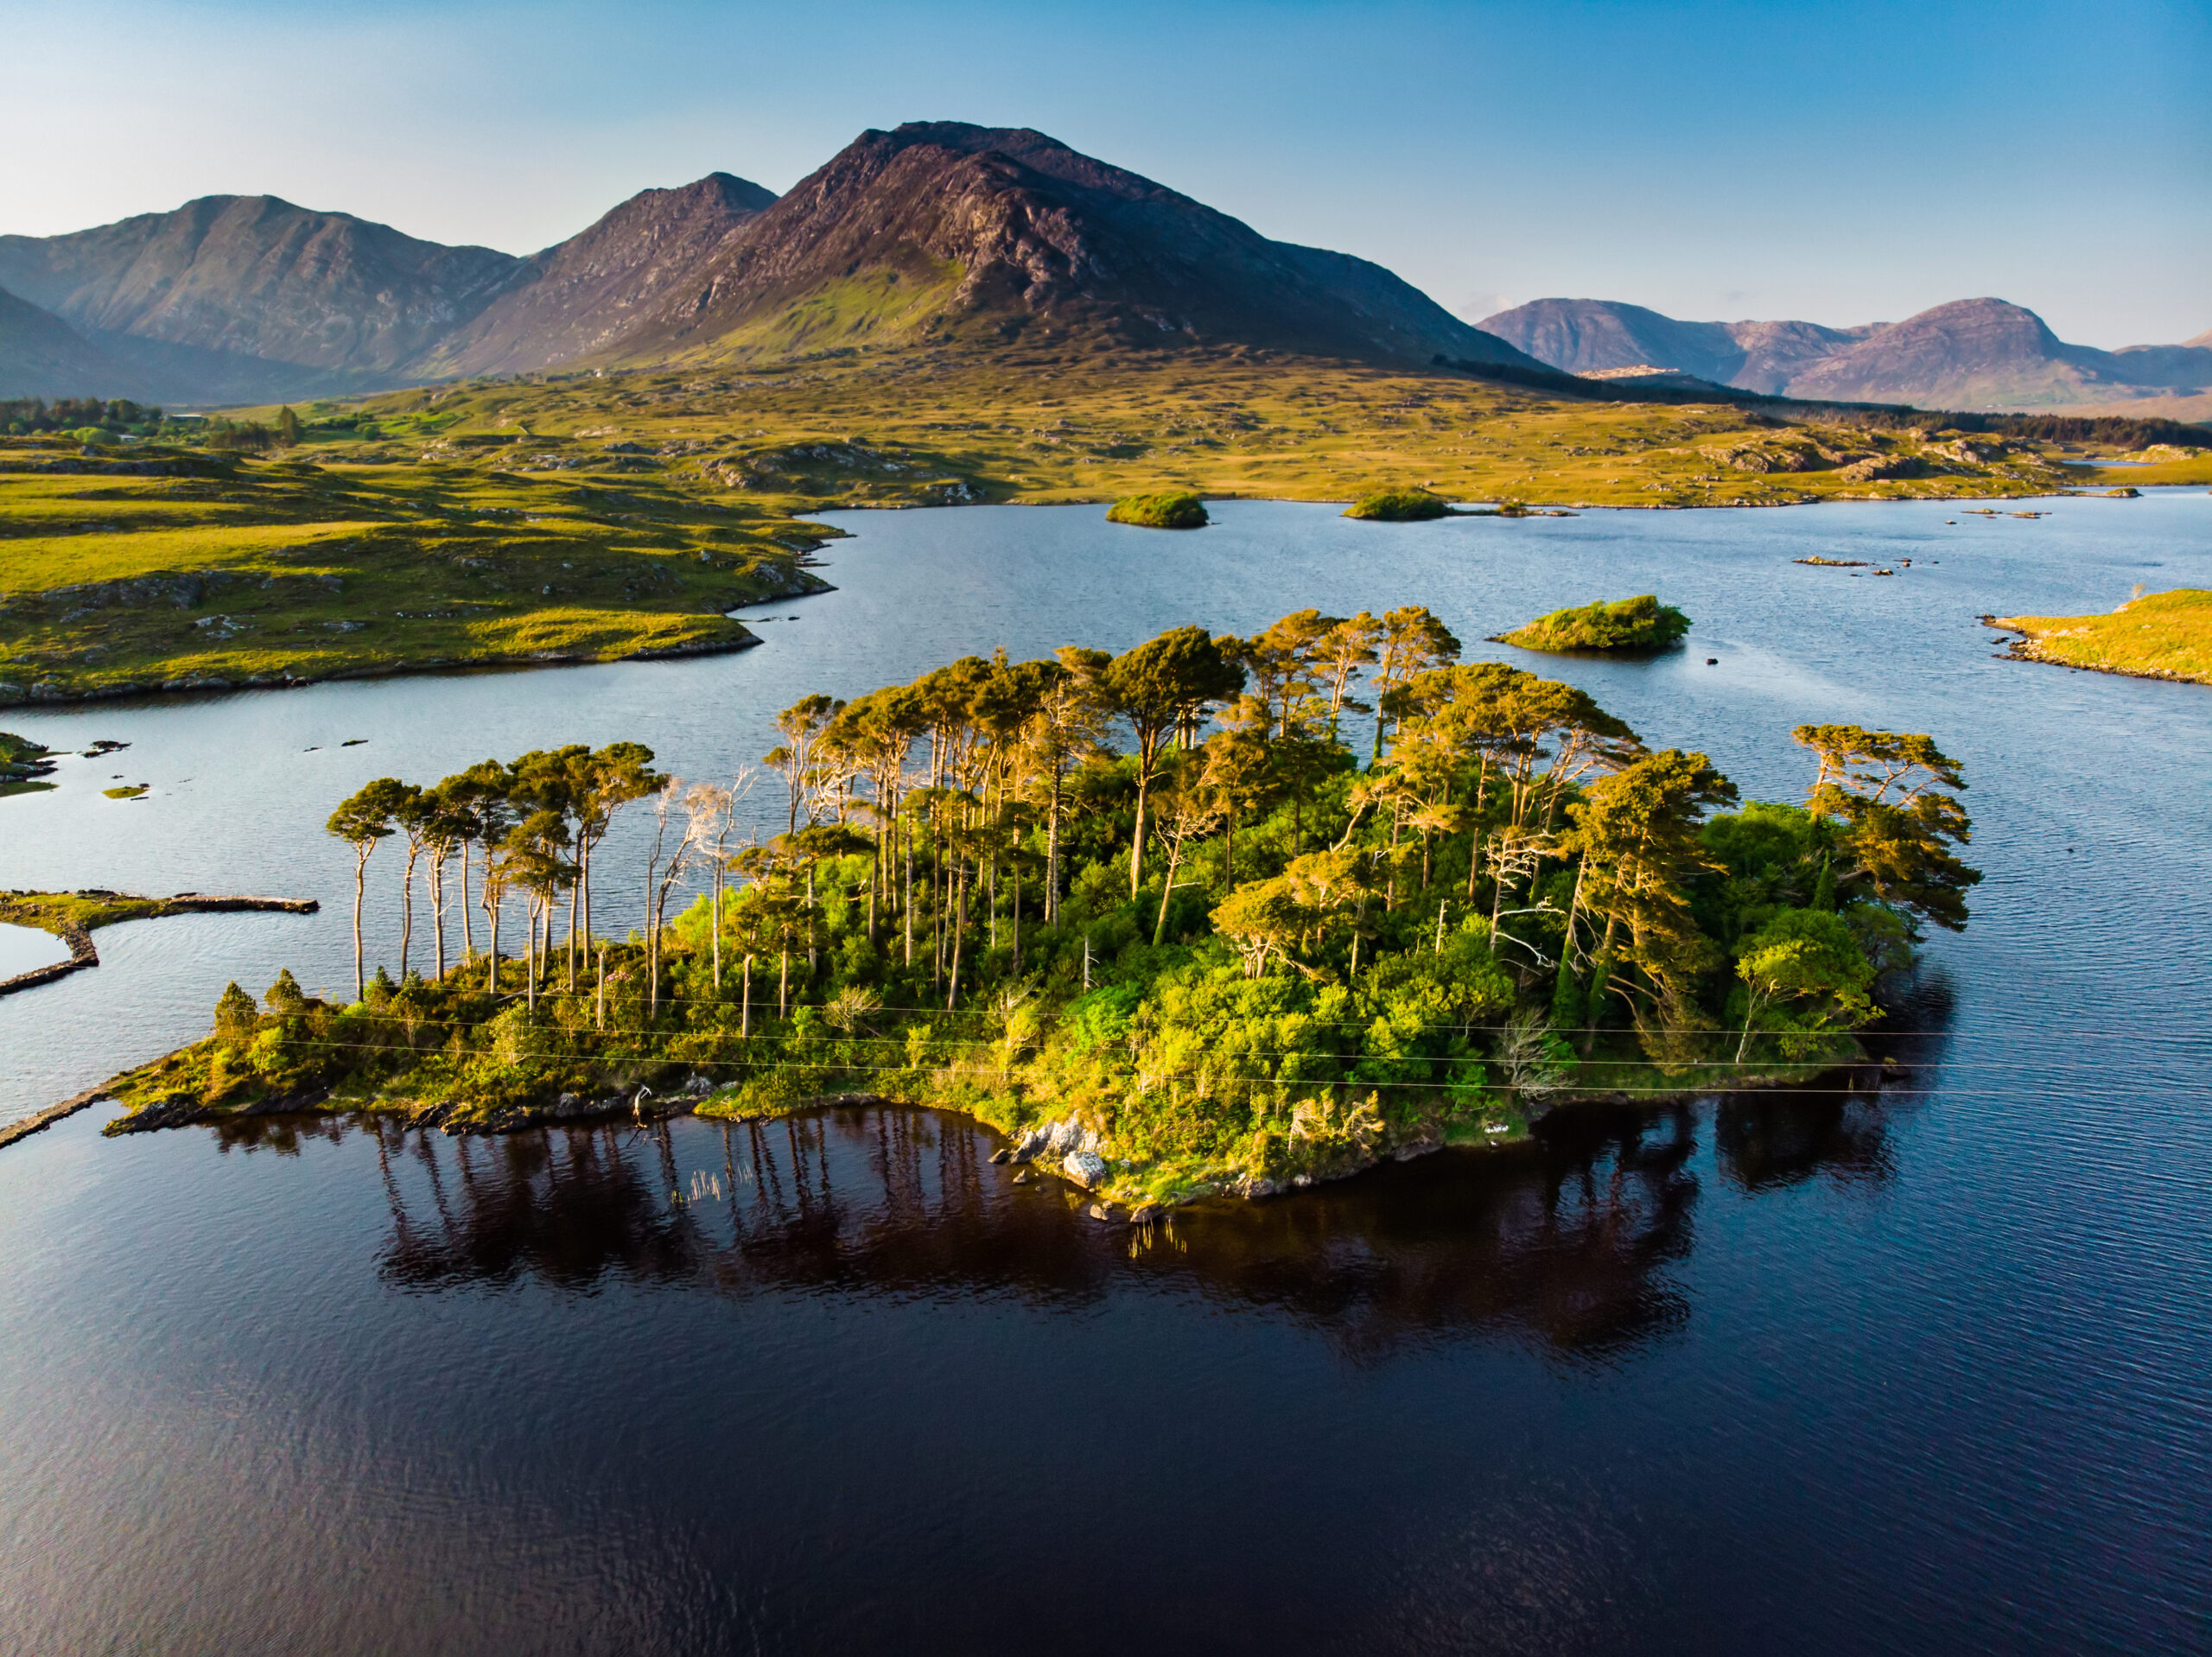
left=285, top=344, right=2077, bottom=512
left=1990, top=588, right=2212, bottom=684
left=3, top=342, right=2099, bottom=702
left=0, top=440, right=828, bottom=703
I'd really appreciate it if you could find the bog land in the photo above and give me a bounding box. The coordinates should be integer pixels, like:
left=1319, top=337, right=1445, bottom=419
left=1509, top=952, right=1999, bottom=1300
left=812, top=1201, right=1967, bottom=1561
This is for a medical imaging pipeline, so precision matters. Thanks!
left=0, top=342, right=2133, bottom=703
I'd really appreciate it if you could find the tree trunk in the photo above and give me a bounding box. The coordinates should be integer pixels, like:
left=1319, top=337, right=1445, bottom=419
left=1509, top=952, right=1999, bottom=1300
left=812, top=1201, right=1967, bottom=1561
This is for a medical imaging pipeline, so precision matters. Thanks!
left=399, top=847, right=417, bottom=980
left=1153, top=834, right=1183, bottom=947
left=460, top=841, right=474, bottom=959
left=1128, top=765, right=1152, bottom=898
left=946, top=858, right=968, bottom=1011
left=351, top=846, right=368, bottom=1000
left=1046, top=772, right=1063, bottom=925
left=779, top=949, right=789, bottom=1019
left=741, top=954, right=753, bottom=1038
left=430, top=851, right=448, bottom=981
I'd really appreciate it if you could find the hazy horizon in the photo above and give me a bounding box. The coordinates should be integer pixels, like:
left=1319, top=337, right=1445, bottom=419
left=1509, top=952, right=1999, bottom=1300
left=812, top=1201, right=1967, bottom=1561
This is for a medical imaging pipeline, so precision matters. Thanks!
left=2, top=0, right=2204, bottom=348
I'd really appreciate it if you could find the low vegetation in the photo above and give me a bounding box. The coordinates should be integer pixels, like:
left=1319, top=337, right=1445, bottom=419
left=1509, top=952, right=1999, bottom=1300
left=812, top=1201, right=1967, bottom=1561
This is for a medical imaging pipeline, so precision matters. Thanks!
left=1344, top=486, right=1449, bottom=521
left=1495, top=594, right=1692, bottom=652
left=3, top=341, right=2112, bottom=702
left=0, top=731, right=56, bottom=797
left=0, top=439, right=830, bottom=703
left=1989, top=587, right=2212, bottom=684
left=1106, top=490, right=1209, bottom=528
left=111, top=608, right=1980, bottom=1205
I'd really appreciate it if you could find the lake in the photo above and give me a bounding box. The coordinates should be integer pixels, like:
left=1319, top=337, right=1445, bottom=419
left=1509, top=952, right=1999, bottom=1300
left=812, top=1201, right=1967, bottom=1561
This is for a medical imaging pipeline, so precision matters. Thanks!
left=1, top=492, right=2208, bottom=1653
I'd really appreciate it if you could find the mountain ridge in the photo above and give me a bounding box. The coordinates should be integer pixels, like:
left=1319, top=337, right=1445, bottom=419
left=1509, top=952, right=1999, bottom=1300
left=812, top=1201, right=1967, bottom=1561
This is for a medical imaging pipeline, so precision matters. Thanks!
left=1483, top=295, right=2212, bottom=411
left=604, top=122, right=1540, bottom=371
left=0, top=124, right=1540, bottom=402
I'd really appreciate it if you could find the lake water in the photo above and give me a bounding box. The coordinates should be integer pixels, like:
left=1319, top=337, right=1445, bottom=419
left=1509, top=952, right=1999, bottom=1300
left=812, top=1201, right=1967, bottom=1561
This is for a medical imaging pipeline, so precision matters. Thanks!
left=1, top=492, right=2208, bottom=1652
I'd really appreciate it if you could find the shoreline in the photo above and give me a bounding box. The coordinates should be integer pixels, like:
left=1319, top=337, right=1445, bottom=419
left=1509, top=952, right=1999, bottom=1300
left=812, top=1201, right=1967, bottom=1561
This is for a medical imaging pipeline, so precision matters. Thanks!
left=59, top=1056, right=1869, bottom=1212
left=10, top=484, right=2177, bottom=714
left=0, top=892, right=321, bottom=997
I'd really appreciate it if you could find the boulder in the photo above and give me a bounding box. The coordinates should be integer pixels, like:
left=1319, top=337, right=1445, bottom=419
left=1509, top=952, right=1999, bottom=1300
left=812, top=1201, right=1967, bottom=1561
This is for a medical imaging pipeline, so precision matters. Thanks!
left=1061, top=1149, right=1107, bottom=1188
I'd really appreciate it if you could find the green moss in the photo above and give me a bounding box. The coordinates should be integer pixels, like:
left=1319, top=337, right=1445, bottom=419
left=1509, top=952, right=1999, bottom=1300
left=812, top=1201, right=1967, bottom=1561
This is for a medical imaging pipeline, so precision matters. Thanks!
left=1107, top=491, right=1209, bottom=529
left=1344, top=486, right=1448, bottom=521
left=1495, top=594, right=1691, bottom=652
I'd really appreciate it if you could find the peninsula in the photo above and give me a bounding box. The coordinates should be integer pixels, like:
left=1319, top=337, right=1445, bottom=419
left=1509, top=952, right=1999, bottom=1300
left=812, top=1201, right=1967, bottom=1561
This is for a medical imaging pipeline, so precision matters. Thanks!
left=1987, top=588, right=2212, bottom=684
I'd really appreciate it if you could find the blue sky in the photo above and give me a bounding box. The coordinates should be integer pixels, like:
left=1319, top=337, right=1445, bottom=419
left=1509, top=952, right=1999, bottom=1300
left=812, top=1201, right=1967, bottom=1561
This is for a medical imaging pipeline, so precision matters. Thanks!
left=5, top=0, right=2206, bottom=345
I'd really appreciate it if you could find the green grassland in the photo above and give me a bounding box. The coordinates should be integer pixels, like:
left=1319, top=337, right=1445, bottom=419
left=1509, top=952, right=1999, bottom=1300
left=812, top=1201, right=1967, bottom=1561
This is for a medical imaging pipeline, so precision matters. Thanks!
left=3, top=342, right=2097, bottom=701
left=2065, top=451, right=2212, bottom=488
left=279, top=344, right=2080, bottom=514
left=1990, top=587, right=2212, bottom=684
left=0, top=441, right=831, bottom=703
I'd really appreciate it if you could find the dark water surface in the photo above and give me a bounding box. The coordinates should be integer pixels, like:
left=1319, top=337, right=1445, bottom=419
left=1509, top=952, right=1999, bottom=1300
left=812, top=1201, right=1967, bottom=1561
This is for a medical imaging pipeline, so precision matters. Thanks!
left=1, top=494, right=2209, bottom=1653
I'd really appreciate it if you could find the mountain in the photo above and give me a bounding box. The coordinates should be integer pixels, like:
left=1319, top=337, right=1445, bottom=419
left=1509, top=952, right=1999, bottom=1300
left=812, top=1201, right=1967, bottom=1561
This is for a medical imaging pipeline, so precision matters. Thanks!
left=0, top=195, right=523, bottom=402
left=1476, top=298, right=1878, bottom=394
left=424, top=173, right=778, bottom=378
left=1483, top=295, right=2212, bottom=411
left=0, top=125, right=1539, bottom=405
left=0, top=283, right=149, bottom=401
left=609, top=123, right=1540, bottom=370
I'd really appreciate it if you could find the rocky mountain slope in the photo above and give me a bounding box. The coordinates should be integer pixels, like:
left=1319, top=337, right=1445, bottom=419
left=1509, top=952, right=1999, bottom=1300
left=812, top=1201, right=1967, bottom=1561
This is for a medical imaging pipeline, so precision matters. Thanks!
left=422, top=173, right=778, bottom=379
left=0, top=124, right=1537, bottom=403
left=608, top=123, right=1540, bottom=370
left=0, top=196, right=522, bottom=402
left=0, top=284, right=149, bottom=403
left=1477, top=298, right=1877, bottom=394
left=1484, top=295, right=2212, bottom=411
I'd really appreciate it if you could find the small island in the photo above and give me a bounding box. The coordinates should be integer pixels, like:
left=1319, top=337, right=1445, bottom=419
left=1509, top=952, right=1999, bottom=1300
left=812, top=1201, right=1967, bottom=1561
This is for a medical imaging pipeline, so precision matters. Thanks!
left=90, top=606, right=1978, bottom=1213
left=1492, top=594, right=1692, bottom=652
left=1, top=732, right=57, bottom=797
left=1987, top=588, right=2211, bottom=685
left=1344, top=487, right=1449, bottom=521
left=1106, top=491, right=1210, bottom=529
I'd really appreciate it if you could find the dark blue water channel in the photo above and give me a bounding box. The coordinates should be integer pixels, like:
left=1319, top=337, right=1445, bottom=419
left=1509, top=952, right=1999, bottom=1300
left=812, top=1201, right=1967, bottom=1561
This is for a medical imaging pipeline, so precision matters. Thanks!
left=1, top=493, right=2208, bottom=1653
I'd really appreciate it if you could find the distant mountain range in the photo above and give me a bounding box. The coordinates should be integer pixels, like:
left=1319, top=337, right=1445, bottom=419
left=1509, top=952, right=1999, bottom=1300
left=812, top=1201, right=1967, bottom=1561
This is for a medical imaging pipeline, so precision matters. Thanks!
left=1480, top=296, right=2212, bottom=413
left=0, top=123, right=1538, bottom=406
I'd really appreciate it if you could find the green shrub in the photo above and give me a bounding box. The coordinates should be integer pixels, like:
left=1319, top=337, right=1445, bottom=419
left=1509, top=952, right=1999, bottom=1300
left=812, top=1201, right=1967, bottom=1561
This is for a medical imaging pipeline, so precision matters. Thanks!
left=1106, top=491, right=1209, bottom=529
left=1344, top=486, right=1448, bottom=521
left=1495, top=594, right=1691, bottom=651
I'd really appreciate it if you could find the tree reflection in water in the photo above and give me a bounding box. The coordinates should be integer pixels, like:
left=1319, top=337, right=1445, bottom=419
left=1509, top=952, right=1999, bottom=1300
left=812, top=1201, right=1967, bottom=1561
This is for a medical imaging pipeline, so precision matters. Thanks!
left=263, top=1079, right=1915, bottom=1362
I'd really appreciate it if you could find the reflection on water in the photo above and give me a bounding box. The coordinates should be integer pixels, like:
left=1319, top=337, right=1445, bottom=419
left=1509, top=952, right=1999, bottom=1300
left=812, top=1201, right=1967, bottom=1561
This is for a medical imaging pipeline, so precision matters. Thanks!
left=291, top=1095, right=1909, bottom=1364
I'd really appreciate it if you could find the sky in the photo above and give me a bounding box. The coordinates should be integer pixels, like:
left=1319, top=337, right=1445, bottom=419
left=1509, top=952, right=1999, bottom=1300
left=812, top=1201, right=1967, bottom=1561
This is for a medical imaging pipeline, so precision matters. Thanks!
left=3, top=0, right=2206, bottom=346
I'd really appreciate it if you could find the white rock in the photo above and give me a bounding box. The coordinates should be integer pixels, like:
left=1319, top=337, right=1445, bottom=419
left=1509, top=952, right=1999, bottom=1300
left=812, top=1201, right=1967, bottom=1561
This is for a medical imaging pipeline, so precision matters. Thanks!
left=1062, top=1149, right=1106, bottom=1188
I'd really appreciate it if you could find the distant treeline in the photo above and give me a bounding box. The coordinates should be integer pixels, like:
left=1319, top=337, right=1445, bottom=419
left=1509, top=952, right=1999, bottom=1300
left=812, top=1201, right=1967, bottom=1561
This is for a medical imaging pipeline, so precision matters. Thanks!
left=0, top=397, right=163, bottom=435
left=1440, top=357, right=2209, bottom=448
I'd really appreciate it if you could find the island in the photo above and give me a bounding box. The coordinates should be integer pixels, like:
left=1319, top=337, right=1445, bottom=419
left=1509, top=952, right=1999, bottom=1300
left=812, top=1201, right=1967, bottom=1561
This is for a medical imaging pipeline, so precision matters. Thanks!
left=92, top=606, right=1980, bottom=1213
left=1986, top=588, right=2212, bottom=684
left=1493, top=594, right=1692, bottom=652
left=1344, top=487, right=1449, bottom=521
left=1106, top=491, right=1210, bottom=528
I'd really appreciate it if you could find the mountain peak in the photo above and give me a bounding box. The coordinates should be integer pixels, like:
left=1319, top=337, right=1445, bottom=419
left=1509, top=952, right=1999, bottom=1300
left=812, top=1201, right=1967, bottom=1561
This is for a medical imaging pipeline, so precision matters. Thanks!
left=621, top=123, right=1535, bottom=369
